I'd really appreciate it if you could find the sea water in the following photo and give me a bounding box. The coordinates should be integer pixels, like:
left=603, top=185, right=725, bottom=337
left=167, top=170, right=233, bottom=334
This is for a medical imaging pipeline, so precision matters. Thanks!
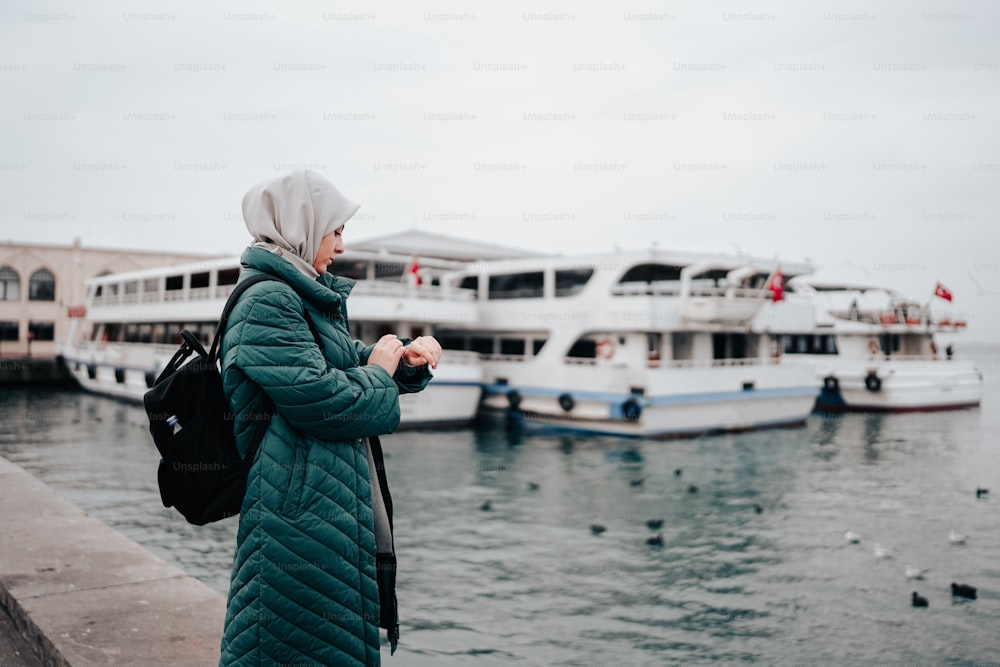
left=1, top=345, right=998, bottom=666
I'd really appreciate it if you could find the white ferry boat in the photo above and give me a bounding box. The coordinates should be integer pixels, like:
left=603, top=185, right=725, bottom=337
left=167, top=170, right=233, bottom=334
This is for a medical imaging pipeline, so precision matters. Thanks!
left=435, top=249, right=821, bottom=437
left=756, top=272, right=982, bottom=412
left=58, top=249, right=484, bottom=427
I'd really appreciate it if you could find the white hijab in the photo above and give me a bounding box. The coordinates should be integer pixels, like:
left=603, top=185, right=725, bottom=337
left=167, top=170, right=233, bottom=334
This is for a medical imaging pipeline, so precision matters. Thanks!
left=242, top=170, right=360, bottom=279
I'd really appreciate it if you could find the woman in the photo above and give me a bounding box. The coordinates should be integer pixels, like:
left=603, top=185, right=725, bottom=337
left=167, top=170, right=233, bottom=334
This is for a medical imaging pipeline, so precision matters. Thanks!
left=218, top=170, right=441, bottom=666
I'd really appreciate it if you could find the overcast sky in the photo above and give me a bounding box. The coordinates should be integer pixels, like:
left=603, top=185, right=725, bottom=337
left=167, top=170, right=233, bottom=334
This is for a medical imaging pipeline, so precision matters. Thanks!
left=2, top=1, right=998, bottom=340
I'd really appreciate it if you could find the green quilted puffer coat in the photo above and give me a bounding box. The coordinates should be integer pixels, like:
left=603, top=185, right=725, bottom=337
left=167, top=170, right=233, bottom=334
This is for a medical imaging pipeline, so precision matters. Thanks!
left=218, top=247, right=430, bottom=666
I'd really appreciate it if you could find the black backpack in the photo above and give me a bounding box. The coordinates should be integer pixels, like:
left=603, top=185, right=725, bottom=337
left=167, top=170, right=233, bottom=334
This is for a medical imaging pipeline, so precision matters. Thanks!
left=144, top=273, right=281, bottom=525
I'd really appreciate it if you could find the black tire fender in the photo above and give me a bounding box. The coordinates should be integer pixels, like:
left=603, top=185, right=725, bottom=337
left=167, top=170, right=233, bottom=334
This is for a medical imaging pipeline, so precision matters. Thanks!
left=622, top=398, right=642, bottom=422
left=507, top=389, right=522, bottom=409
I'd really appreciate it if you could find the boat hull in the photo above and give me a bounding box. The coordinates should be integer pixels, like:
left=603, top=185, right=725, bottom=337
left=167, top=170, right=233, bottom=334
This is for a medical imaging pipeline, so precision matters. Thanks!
left=60, top=345, right=482, bottom=428
left=479, top=362, right=819, bottom=438
left=790, top=358, right=983, bottom=413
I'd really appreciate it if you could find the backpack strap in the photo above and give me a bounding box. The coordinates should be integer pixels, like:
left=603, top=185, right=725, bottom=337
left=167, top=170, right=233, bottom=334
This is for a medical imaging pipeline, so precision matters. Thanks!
left=207, top=273, right=278, bottom=364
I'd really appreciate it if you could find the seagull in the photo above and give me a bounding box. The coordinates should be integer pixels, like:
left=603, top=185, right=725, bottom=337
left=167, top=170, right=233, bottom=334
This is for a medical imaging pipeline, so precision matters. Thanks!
left=874, top=543, right=894, bottom=560
left=911, top=592, right=929, bottom=608
left=674, top=468, right=683, bottom=477
left=527, top=481, right=540, bottom=491
left=646, top=519, right=664, bottom=530
left=949, top=530, right=968, bottom=545
left=905, top=566, right=929, bottom=580
left=630, top=478, right=644, bottom=487
left=590, top=523, right=607, bottom=535
left=752, top=503, right=764, bottom=514
left=646, top=533, right=664, bottom=546
left=844, top=530, right=862, bottom=544
left=687, top=484, right=699, bottom=494
left=479, top=500, right=492, bottom=512
left=951, top=582, right=977, bottom=600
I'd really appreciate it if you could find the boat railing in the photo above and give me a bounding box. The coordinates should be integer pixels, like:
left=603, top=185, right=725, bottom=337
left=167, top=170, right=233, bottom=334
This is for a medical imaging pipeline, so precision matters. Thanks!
left=562, top=356, right=763, bottom=368
left=439, top=350, right=482, bottom=365
left=868, top=353, right=943, bottom=362
left=668, top=357, right=762, bottom=368
left=351, top=282, right=477, bottom=301
left=479, top=353, right=530, bottom=363
left=611, top=283, right=767, bottom=300
left=90, top=281, right=475, bottom=306
left=830, top=309, right=929, bottom=326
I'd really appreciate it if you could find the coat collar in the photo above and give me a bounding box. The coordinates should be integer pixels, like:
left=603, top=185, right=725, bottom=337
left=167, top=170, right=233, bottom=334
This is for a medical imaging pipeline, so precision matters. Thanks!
left=240, top=247, right=355, bottom=312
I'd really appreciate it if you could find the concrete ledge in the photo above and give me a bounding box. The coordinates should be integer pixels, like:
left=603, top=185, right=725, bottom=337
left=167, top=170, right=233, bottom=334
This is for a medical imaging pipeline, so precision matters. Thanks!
left=0, top=455, right=226, bottom=666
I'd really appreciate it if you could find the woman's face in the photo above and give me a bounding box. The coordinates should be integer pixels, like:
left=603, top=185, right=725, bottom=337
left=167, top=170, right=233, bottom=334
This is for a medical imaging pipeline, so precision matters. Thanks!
left=313, top=225, right=345, bottom=274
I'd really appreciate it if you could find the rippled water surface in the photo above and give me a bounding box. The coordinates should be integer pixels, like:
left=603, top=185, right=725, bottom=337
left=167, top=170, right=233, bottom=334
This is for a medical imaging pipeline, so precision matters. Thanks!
left=2, top=346, right=999, bottom=666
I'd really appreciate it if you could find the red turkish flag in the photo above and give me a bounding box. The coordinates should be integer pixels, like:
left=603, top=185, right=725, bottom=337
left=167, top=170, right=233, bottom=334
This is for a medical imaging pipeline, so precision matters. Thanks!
left=408, top=257, right=422, bottom=286
left=768, top=270, right=784, bottom=302
left=933, top=282, right=953, bottom=302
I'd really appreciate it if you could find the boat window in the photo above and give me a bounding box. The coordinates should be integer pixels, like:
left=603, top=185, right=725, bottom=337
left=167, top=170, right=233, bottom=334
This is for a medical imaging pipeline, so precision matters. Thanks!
left=143, top=278, right=160, bottom=293
left=0, top=321, right=19, bottom=341
left=217, top=268, right=240, bottom=286
left=191, top=272, right=210, bottom=289
left=165, top=275, right=183, bottom=291
left=458, top=276, right=478, bottom=292
left=124, top=281, right=139, bottom=295
left=618, top=263, right=684, bottom=283
left=783, top=334, right=838, bottom=355
left=566, top=338, right=597, bottom=358
left=104, top=323, right=122, bottom=342
left=878, top=333, right=900, bottom=354
left=500, top=338, right=525, bottom=355
left=712, top=333, right=748, bottom=359
left=439, top=335, right=466, bottom=351
left=488, top=272, right=544, bottom=299
left=671, top=332, right=694, bottom=360
left=151, top=323, right=168, bottom=344
left=555, top=269, right=594, bottom=297
left=470, top=337, right=494, bottom=354
left=532, top=339, right=547, bottom=355
left=375, top=261, right=406, bottom=280
left=330, top=260, right=367, bottom=281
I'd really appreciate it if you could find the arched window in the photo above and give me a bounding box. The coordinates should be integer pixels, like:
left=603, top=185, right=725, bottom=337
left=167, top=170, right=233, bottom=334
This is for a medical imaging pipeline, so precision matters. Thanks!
left=29, top=268, right=56, bottom=301
left=0, top=266, right=19, bottom=301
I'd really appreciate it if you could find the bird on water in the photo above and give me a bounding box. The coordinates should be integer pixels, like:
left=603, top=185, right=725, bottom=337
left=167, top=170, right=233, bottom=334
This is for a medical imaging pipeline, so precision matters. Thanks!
left=951, top=583, right=977, bottom=600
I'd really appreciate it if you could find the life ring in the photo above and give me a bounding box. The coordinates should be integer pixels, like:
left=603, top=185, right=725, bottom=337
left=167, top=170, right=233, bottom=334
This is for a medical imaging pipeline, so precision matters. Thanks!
left=506, top=389, right=522, bottom=409
left=823, top=376, right=839, bottom=393
left=868, top=339, right=879, bottom=355
left=558, top=393, right=575, bottom=412
left=864, top=372, right=882, bottom=393
left=622, top=398, right=642, bottom=422
left=596, top=338, right=616, bottom=360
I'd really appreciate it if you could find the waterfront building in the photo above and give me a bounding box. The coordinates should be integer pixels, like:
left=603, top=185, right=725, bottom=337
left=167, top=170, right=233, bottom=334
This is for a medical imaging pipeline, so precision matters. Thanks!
left=0, top=239, right=221, bottom=358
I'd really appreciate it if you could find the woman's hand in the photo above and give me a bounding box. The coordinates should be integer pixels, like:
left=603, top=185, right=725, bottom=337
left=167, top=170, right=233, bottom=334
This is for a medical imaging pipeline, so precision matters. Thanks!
left=402, top=336, right=442, bottom=369
left=367, top=334, right=406, bottom=376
